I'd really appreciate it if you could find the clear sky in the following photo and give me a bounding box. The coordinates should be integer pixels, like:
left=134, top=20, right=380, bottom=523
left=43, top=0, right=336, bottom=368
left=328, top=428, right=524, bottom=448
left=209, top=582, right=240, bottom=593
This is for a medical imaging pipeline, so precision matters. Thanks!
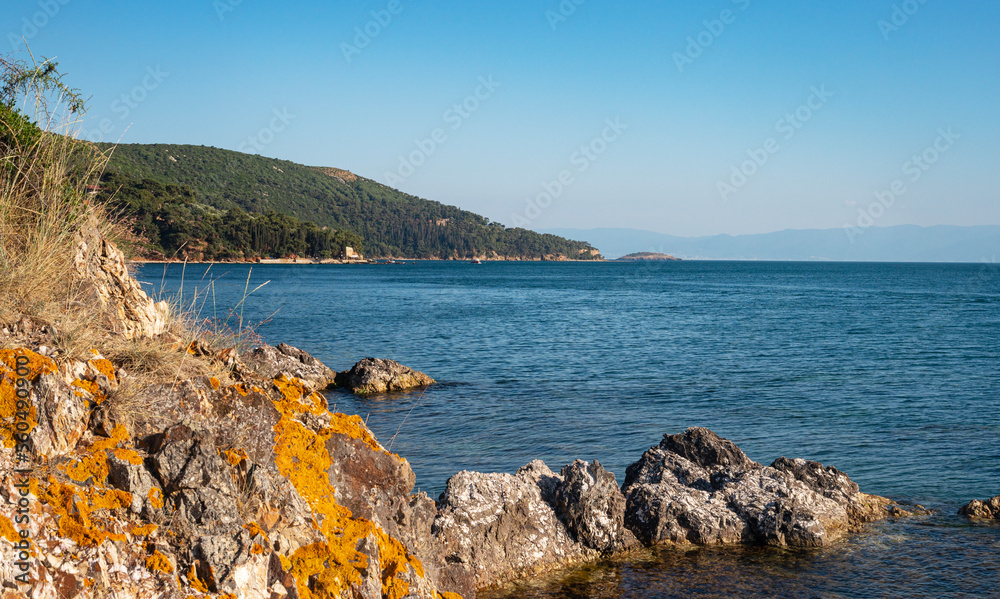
left=4, top=0, right=998, bottom=236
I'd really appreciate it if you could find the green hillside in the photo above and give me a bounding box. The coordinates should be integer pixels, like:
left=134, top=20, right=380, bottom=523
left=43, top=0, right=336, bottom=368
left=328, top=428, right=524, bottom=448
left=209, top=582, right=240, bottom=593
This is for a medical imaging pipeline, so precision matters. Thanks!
left=99, top=143, right=602, bottom=261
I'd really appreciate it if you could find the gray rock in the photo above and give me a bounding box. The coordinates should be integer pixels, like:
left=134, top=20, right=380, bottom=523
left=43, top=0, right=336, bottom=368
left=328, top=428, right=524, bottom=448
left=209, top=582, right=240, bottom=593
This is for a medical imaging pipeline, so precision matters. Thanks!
left=193, top=530, right=253, bottom=592
left=432, top=461, right=597, bottom=590
left=106, top=452, right=162, bottom=518
left=335, top=358, right=435, bottom=394
left=553, top=460, right=638, bottom=553
left=149, top=425, right=239, bottom=530
left=959, top=495, right=1000, bottom=519
left=622, top=428, right=893, bottom=548
left=242, top=343, right=338, bottom=391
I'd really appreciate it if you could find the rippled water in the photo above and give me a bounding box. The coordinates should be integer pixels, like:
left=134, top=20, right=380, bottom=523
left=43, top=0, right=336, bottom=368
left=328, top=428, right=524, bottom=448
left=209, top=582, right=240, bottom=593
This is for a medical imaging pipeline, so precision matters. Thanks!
left=140, top=260, right=1000, bottom=598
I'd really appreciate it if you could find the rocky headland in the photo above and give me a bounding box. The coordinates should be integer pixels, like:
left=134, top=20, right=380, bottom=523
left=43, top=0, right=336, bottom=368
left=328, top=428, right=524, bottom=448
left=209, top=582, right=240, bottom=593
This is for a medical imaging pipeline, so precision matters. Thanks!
left=0, top=227, right=910, bottom=599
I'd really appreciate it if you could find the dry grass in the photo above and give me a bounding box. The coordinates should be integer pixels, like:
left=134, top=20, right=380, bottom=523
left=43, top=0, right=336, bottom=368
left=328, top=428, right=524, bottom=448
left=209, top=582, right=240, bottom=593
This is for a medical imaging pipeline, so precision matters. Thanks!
left=0, top=56, right=273, bottom=438
left=0, top=58, right=119, bottom=357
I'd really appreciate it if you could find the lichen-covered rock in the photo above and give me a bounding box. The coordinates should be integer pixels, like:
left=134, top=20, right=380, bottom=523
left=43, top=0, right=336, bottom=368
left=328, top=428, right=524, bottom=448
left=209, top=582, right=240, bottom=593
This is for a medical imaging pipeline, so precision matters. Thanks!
left=622, top=428, right=893, bottom=548
left=324, top=413, right=474, bottom=598
left=335, top=357, right=435, bottom=394
left=242, top=343, right=338, bottom=391
left=959, top=495, right=1000, bottom=519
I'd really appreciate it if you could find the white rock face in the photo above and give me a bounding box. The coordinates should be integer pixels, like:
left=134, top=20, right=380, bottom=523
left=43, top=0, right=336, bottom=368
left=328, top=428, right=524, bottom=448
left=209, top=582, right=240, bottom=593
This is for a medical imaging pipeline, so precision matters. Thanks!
left=73, top=216, right=169, bottom=340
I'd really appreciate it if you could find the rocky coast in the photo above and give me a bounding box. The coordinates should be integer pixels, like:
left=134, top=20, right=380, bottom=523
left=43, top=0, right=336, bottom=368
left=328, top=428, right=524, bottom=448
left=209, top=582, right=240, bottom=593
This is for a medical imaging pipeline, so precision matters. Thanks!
left=1, top=228, right=912, bottom=599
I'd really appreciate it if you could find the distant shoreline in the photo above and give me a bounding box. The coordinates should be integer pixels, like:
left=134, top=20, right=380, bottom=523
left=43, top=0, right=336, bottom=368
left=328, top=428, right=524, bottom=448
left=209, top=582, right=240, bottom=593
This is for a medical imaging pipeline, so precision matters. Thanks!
left=130, top=258, right=609, bottom=265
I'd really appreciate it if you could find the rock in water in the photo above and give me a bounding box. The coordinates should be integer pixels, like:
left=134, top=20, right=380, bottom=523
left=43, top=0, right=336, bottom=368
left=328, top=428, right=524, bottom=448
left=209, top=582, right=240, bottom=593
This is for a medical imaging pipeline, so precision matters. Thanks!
left=959, top=495, right=1000, bottom=519
left=433, top=459, right=637, bottom=590
left=242, top=343, right=338, bottom=390
left=554, top=460, right=639, bottom=553
left=433, top=461, right=593, bottom=589
left=336, top=357, right=435, bottom=394
left=622, top=427, right=892, bottom=548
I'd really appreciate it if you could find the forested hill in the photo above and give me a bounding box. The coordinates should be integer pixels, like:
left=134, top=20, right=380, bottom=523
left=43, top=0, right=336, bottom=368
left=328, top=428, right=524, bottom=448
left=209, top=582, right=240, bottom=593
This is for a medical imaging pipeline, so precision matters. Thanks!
left=100, top=143, right=601, bottom=261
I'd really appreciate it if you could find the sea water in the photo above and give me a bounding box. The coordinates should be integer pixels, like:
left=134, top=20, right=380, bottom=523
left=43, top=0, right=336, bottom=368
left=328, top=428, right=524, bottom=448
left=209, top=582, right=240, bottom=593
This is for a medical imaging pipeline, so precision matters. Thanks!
left=141, top=260, right=1000, bottom=599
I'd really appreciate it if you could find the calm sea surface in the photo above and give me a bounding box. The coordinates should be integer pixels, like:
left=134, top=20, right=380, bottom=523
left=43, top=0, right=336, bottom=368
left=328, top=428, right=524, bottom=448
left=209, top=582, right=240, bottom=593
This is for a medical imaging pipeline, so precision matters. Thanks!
left=139, top=261, right=1000, bottom=599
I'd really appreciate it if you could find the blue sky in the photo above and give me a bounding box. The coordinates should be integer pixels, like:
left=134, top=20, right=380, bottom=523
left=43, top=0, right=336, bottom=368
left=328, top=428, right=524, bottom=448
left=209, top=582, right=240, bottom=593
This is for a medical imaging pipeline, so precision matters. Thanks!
left=4, top=0, right=998, bottom=236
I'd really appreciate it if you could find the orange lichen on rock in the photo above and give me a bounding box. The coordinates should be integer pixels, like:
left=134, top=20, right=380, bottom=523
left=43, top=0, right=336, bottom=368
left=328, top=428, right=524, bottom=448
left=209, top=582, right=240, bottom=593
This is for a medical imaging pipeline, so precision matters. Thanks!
left=87, top=357, right=117, bottom=382
left=250, top=543, right=265, bottom=556
left=223, top=448, right=248, bottom=467
left=112, top=447, right=144, bottom=465
left=63, top=451, right=110, bottom=484
left=62, top=424, right=132, bottom=483
left=278, top=554, right=292, bottom=572
left=145, top=550, right=174, bottom=574
left=272, top=375, right=425, bottom=599
left=0, top=514, right=19, bottom=544
left=438, top=593, right=465, bottom=599
left=208, top=377, right=221, bottom=390
left=148, top=487, right=164, bottom=509
left=244, top=521, right=268, bottom=541
left=273, top=375, right=389, bottom=456
left=0, top=349, right=54, bottom=447
left=37, top=477, right=131, bottom=547
left=71, top=378, right=101, bottom=399
left=131, top=523, right=158, bottom=536
left=186, top=564, right=209, bottom=593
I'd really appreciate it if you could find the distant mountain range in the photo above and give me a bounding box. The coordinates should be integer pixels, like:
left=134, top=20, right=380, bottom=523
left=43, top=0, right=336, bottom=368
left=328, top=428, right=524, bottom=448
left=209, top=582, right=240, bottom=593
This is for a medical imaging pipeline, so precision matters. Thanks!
left=540, top=226, right=1000, bottom=262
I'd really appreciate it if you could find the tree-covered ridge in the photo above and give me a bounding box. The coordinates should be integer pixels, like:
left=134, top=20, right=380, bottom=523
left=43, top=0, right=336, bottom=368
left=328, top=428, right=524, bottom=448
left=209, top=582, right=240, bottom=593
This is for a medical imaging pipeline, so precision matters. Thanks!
left=96, top=171, right=362, bottom=261
left=100, top=143, right=602, bottom=260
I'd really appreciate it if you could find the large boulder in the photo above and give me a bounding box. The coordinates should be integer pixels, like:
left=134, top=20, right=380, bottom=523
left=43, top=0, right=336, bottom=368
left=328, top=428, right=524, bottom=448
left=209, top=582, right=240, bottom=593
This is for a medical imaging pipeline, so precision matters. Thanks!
left=959, top=495, right=1000, bottom=519
left=241, top=343, right=338, bottom=391
left=433, top=461, right=593, bottom=589
left=432, top=459, right=637, bottom=590
left=622, top=428, right=892, bottom=548
left=336, top=358, right=435, bottom=394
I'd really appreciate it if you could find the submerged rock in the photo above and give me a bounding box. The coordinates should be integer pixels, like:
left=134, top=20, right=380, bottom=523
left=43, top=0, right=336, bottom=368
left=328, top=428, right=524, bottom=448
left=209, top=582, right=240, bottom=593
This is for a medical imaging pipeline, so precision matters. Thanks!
left=336, top=357, right=435, bottom=394
left=622, top=428, right=892, bottom=548
left=959, top=495, right=1000, bottom=519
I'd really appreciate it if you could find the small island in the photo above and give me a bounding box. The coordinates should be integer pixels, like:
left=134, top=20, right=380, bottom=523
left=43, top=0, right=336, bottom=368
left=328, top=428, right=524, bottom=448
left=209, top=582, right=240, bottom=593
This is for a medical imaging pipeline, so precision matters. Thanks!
left=616, top=252, right=682, bottom=261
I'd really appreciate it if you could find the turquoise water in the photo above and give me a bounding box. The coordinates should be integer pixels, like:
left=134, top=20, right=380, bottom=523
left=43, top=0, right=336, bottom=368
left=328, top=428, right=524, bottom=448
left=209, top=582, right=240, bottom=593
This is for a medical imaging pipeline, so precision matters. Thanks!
left=140, top=261, right=1000, bottom=598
